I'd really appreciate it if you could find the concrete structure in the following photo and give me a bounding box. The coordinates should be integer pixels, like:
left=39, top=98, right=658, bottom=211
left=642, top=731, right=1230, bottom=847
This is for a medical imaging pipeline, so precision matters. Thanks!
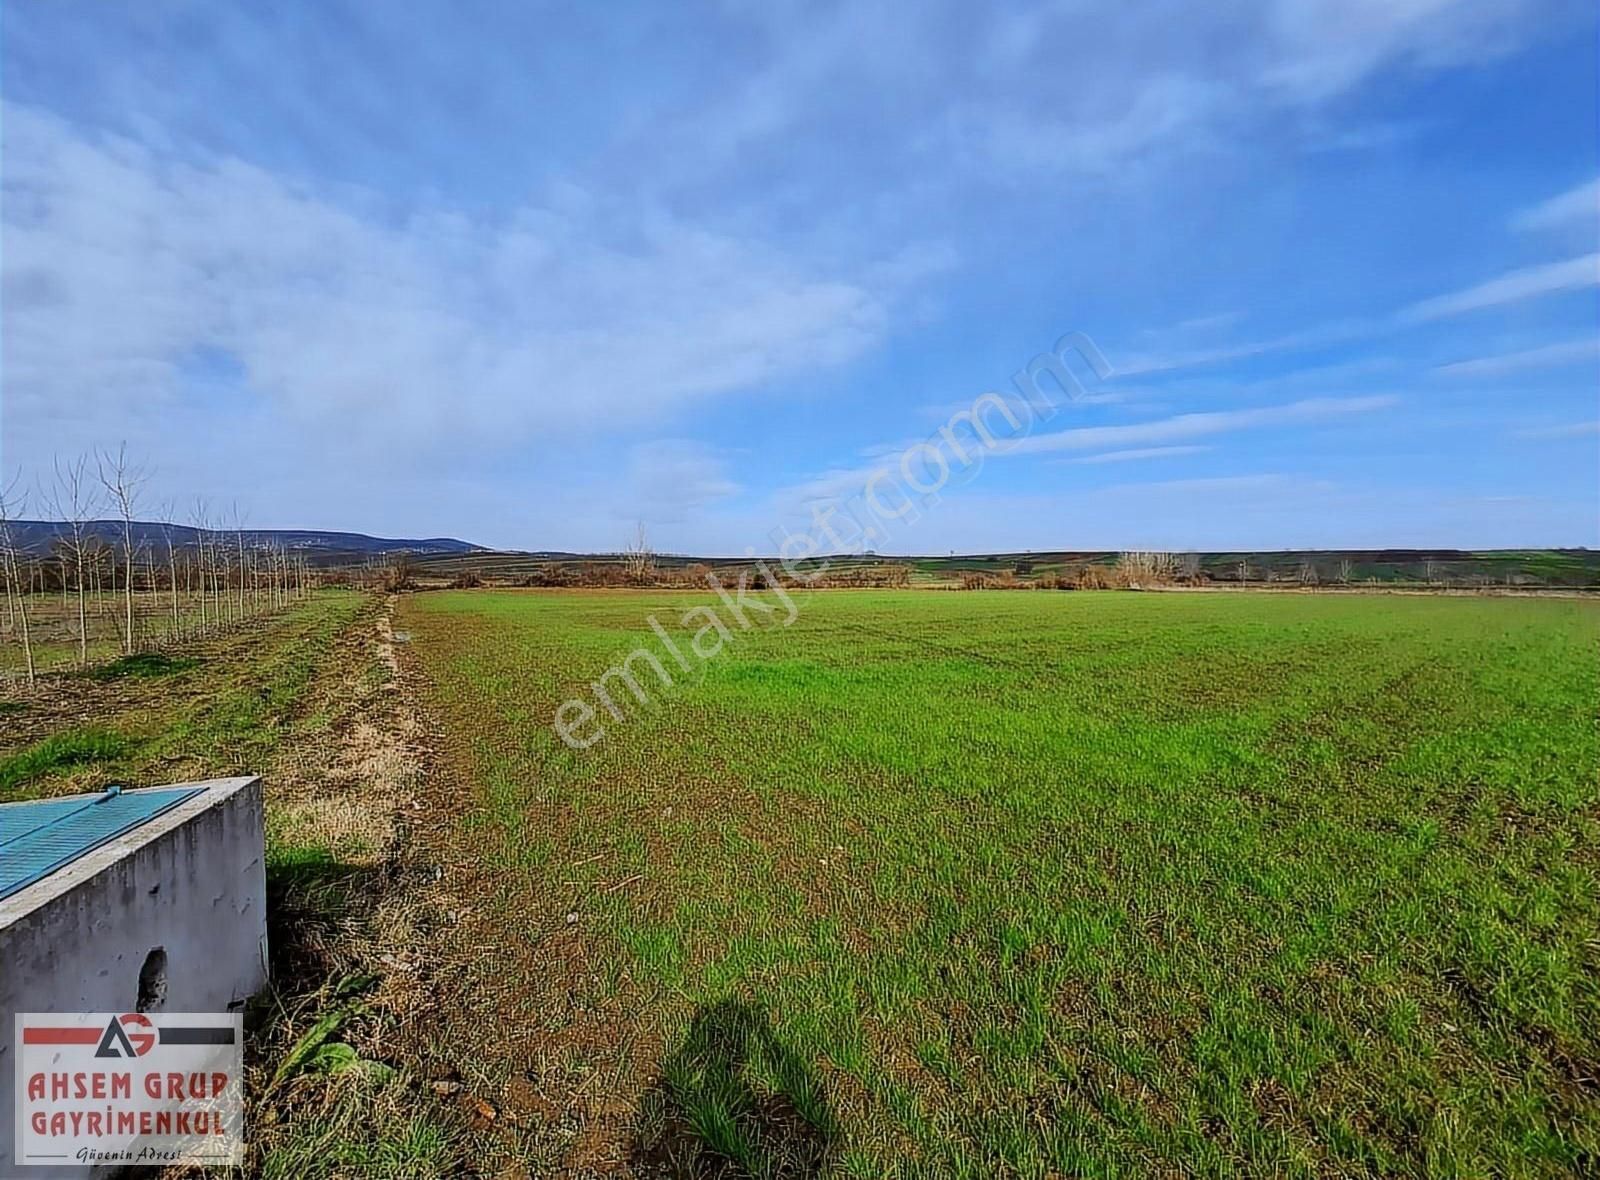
left=0, top=777, right=267, bottom=1176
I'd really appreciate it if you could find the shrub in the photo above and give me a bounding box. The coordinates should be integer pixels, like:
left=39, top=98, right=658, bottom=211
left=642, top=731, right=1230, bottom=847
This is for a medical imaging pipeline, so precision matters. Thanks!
left=519, top=564, right=577, bottom=587
left=812, top=564, right=913, bottom=588
left=959, top=569, right=1030, bottom=590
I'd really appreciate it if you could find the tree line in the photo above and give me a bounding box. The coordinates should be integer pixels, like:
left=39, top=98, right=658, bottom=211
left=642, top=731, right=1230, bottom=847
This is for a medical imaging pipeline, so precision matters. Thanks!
left=0, top=446, right=314, bottom=688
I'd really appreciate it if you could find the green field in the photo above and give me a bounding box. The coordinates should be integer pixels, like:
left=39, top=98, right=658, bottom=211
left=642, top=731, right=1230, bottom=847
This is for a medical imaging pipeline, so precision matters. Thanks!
left=401, top=588, right=1600, bottom=1177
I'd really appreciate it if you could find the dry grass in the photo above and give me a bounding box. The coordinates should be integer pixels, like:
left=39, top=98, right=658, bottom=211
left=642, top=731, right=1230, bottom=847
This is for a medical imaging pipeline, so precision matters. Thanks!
left=248, top=595, right=475, bottom=1178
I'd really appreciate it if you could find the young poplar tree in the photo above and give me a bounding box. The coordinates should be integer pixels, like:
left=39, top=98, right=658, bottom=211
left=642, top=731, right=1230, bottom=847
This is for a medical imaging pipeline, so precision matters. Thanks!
left=190, top=499, right=212, bottom=633
left=48, top=455, right=98, bottom=667
left=97, top=444, right=147, bottom=655
left=230, top=503, right=247, bottom=620
left=157, top=500, right=181, bottom=640
left=0, top=479, right=36, bottom=686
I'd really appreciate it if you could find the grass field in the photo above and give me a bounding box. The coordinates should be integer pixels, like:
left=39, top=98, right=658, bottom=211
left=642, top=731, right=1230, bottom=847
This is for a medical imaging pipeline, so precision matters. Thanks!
left=401, top=588, right=1600, bottom=1177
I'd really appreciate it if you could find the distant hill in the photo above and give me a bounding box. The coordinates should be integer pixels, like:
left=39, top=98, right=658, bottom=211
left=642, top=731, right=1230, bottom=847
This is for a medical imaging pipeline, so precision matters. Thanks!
left=6, top=520, right=483, bottom=565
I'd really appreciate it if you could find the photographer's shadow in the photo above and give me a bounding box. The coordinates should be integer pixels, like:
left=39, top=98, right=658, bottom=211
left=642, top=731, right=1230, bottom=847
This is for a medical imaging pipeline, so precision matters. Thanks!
left=630, top=999, right=838, bottom=1178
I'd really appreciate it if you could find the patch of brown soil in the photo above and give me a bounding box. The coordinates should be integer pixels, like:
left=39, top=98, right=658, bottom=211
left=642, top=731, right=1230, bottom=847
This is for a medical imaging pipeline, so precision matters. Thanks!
left=382, top=605, right=680, bottom=1177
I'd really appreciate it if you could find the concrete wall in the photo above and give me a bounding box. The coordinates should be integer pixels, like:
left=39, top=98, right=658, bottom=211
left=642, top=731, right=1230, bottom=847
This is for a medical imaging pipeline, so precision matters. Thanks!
left=0, top=777, right=267, bottom=1177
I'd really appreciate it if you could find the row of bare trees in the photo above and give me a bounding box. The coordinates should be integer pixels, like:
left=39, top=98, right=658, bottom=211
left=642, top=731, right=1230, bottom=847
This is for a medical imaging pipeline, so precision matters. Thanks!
left=0, top=449, right=315, bottom=689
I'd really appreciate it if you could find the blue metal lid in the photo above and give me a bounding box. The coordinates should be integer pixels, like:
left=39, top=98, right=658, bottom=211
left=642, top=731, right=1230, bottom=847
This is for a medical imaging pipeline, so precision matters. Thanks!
left=0, top=785, right=205, bottom=901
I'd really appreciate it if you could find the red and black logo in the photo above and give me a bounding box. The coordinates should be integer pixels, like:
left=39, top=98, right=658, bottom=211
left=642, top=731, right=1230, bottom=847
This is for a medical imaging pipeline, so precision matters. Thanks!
left=23, top=1015, right=236, bottom=1058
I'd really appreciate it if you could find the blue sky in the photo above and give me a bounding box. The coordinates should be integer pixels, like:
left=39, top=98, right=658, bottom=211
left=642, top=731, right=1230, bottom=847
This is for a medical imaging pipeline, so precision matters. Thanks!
left=2, top=0, right=1596, bottom=553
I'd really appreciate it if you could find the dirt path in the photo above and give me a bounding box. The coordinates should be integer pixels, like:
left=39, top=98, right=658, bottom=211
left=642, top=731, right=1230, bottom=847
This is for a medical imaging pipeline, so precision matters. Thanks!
left=237, top=595, right=494, bottom=1176
left=249, top=593, right=653, bottom=1177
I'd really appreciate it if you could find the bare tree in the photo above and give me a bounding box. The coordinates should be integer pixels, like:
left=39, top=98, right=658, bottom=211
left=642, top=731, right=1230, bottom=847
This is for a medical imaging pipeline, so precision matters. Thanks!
left=1337, top=558, right=1352, bottom=586
left=156, top=499, right=183, bottom=641
left=85, top=535, right=108, bottom=621
left=191, top=499, right=214, bottom=633
left=97, top=444, right=147, bottom=654
left=48, top=456, right=99, bottom=666
left=0, top=477, right=37, bottom=686
left=54, top=540, right=69, bottom=615
left=1115, top=551, right=1178, bottom=589
left=623, top=520, right=656, bottom=584
left=230, top=502, right=247, bottom=620
left=384, top=550, right=415, bottom=592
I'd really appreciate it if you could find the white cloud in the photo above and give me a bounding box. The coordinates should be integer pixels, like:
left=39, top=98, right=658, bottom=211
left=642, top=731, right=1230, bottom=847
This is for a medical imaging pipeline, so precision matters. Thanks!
left=1114, top=320, right=1375, bottom=376
left=1511, top=176, right=1600, bottom=232
left=773, top=395, right=1393, bottom=513
left=1123, top=251, right=1598, bottom=381
left=1175, top=312, right=1243, bottom=333
left=641, top=1, right=1571, bottom=192
left=1433, top=337, right=1600, bottom=377
left=1515, top=419, right=1600, bottom=439
left=1259, top=0, right=1545, bottom=101
left=878, top=473, right=1597, bottom=551
left=1, top=102, right=906, bottom=458
left=939, top=0, right=1552, bottom=177
left=1401, top=252, right=1600, bottom=320
left=946, top=75, right=1224, bottom=175
left=1008, top=395, right=1396, bottom=455
left=1067, top=445, right=1212, bottom=463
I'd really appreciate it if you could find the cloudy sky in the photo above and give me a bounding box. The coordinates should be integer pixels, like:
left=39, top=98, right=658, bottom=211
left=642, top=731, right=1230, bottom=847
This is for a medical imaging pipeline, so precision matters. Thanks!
left=3, top=0, right=1596, bottom=553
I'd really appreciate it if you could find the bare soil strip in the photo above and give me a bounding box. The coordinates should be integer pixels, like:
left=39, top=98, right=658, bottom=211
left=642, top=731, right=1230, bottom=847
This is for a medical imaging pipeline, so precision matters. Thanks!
left=243, top=596, right=489, bottom=1175
left=380, top=607, right=666, bottom=1177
